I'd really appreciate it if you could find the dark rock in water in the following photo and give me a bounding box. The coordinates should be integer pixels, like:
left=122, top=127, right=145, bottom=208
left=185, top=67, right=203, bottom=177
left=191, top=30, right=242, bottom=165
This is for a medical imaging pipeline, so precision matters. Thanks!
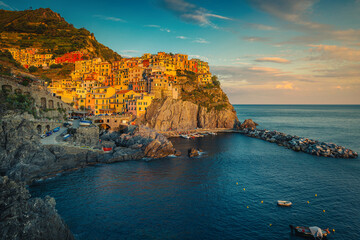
left=188, top=148, right=199, bottom=157
left=0, top=176, right=74, bottom=240
left=240, top=119, right=258, bottom=129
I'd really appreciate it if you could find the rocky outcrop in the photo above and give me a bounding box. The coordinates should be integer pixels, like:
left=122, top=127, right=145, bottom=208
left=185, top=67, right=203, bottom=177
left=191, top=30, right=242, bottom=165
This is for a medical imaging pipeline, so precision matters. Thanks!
left=0, top=176, right=74, bottom=240
left=240, top=119, right=258, bottom=130
left=188, top=148, right=199, bottom=157
left=241, top=128, right=358, bottom=159
left=73, top=125, right=100, bottom=147
left=117, top=125, right=175, bottom=158
left=142, top=98, right=240, bottom=131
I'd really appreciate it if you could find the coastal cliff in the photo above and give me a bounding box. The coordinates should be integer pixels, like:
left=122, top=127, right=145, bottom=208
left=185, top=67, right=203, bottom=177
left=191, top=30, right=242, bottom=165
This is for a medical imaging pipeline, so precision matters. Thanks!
left=142, top=98, right=239, bottom=131
left=0, top=176, right=74, bottom=240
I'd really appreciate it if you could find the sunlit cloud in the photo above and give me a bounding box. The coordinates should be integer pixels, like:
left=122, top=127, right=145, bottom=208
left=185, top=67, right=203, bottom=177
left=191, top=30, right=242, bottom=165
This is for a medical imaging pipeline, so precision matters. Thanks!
left=121, top=50, right=139, bottom=53
left=193, top=38, right=209, bottom=44
left=276, top=81, right=296, bottom=90
left=176, top=36, right=188, bottom=39
left=255, top=57, right=291, bottom=64
left=248, top=23, right=277, bottom=31
left=144, top=24, right=171, bottom=32
left=93, top=15, right=126, bottom=22
left=0, top=1, right=14, bottom=10
left=308, top=45, right=360, bottom=62
left=160, top=0, right=232, bottom=28
left=243, top=36, right=270, bottom=42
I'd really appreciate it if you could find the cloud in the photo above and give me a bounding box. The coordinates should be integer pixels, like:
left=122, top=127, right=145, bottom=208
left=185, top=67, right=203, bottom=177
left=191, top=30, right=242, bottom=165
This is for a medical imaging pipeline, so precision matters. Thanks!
left=0, top=1, right=13, bottom=10
left=160, top=0, right=232, bottom=28
left=189, top=55, right=208, bottom=61
left=308, top=44, right=360, bottom=62
left=243, top=36, right=270, bottom=42
left=176, top=36, right=188, bottom=39
left=255, top=57, right=291, bottom=63
left=144, top=24, right=171, bottom=32
left=248, top=23, right=277, bottom=31
left=248, top=0, right=319, bottom=26
left=121, top=50, right=139, bottom=54
left=93, top=15, right=126, bottom=22
left=276, top=81, right=296, bottom=90
left=193, top=38, right=209, bottom=44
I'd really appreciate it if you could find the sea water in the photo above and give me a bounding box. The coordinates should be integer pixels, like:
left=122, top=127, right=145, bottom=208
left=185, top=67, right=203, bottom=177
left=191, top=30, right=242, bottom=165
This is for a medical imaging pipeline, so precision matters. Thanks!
left=30, top=105, right=360, bottom=240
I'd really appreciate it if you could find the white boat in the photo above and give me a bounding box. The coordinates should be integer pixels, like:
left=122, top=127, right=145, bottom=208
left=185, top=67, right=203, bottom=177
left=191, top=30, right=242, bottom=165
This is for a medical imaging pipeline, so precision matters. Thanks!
left=277, top=200, right=292, bottom=207
left=180, top=135, right=190, bottom=139
left=208, top=132, right=217, bottom=135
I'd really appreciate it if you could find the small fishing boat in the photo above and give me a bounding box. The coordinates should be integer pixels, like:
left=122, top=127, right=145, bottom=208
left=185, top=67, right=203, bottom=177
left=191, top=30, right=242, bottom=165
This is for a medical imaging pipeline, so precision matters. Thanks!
left=63, top=134, right=71, bottom=140
left=53, top=127, right=60, bottom=132
left=80, top=120, right=92, bottom=126
left=46, top=131, right=52, bottom=136
left=277, top=200, right=292, bottom=207
left=102, top=147, right=113, bottom=152
left=208, top=132, right=217, bottom=135
left=180, top=135, right=190, bottom=139
left=290, top=225, right=330, bottom=239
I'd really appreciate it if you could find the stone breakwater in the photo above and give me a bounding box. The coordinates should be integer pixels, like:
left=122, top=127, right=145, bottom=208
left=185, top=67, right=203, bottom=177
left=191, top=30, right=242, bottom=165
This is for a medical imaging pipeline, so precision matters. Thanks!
left=241, top=128, right=358, bottom=159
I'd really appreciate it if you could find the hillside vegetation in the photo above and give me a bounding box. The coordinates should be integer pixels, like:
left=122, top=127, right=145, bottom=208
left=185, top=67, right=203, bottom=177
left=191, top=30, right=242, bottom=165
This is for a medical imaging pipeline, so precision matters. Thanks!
left=0, top=8, right=121, bottom=61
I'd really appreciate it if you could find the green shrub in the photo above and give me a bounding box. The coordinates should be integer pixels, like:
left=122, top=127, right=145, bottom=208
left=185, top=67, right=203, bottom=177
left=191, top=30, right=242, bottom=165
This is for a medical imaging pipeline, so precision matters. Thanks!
left=28, top=66, right=38, bottom=73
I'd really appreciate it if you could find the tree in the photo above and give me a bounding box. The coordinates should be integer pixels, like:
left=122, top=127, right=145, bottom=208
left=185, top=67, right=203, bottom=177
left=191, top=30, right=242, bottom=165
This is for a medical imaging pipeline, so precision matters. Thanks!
left=212, top=75, right=220, bottom=87
left=28, top=66, right=37, bottom=73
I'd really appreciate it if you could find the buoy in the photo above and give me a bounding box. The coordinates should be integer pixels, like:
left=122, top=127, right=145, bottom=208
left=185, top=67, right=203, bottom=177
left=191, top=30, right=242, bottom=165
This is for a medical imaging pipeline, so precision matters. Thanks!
left=332, top=229, right=335, bottom=232
left=323, top=209, right=326, bottom=212
left=315, top=194, right=317, bottom=197
left=269, top=224, right=272, bottom=226
left=307, top=201, right=310, bottom=204
left=261, top=201, right=263, bottom=204
left=247, top=206, right=249, bottom=208
left=236, top=182, right=238, bottom=185
left=243, top=188, right=246, bottom=191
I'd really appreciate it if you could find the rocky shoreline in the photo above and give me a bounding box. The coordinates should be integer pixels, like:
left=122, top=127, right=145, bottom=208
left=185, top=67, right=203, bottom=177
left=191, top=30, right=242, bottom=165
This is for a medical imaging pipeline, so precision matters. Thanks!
left=239, top=119, right=358, bottom=159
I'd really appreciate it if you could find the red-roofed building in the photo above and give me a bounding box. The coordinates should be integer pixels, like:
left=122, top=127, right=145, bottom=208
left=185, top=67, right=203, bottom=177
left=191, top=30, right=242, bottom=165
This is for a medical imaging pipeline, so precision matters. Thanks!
left=55, top=52, right=86, bottom=64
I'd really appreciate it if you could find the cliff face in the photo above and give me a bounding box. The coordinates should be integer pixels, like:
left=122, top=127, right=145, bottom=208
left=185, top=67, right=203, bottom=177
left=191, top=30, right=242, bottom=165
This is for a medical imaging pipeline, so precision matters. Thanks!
left=0, top=176, right=74, bottom=240
left=142, top=98, right=239, bottom=131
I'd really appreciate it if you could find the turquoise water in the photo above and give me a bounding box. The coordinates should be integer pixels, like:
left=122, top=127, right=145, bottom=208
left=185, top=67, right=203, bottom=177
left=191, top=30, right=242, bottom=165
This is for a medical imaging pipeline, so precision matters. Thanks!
left=30, top=105, right=360, bottom=240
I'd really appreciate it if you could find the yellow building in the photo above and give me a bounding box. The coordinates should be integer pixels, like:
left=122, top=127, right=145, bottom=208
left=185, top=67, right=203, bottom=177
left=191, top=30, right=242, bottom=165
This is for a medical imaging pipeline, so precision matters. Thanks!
left=92, top=86, right=116, bottom=115
left=115, top=90, right=136, bottom=113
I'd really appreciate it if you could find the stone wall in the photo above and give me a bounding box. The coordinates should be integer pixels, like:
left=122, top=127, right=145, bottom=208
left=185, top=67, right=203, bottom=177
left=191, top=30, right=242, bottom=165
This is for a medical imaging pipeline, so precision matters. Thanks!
left=0, top=76, right=74, bottom=111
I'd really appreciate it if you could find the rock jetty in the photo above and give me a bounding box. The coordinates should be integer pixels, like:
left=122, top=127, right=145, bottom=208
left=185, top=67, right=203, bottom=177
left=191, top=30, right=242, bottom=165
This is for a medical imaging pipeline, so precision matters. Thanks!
left=240, top=126, right=358, bottom=159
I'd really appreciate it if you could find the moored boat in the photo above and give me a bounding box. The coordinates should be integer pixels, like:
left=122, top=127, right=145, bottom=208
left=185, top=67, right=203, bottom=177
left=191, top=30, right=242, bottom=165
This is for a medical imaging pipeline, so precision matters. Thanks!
left=180, top=135, right=190, bottom=139
left=102, top=147, right=113, bottom=152
left=53, top=127, right=60, bottom=132
left=277, top=200, right=292, bottom=207
left=290, top=225, right=330, bottom=239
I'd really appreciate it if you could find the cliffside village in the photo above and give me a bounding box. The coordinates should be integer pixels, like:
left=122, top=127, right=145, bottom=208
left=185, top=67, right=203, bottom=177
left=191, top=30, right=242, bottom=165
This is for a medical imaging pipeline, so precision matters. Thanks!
left=7, top=48, right=214, bottom=117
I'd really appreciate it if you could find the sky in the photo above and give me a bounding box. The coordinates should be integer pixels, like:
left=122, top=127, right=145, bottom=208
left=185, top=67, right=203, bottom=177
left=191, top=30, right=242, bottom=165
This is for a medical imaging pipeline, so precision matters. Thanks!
left=1, top=0, right=360, bottom=104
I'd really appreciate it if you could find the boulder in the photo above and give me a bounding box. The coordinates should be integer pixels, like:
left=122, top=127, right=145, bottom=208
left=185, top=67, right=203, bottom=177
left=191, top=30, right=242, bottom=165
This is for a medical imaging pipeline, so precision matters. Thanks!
left=240, top=119, right=258, bottom=129
left=188, top=148, right=199, bottom=157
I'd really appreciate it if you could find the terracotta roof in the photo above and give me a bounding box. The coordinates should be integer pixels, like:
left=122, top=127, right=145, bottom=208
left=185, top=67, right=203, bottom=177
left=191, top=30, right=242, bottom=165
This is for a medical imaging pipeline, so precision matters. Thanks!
left=116, top=90, right=131, bottom=94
